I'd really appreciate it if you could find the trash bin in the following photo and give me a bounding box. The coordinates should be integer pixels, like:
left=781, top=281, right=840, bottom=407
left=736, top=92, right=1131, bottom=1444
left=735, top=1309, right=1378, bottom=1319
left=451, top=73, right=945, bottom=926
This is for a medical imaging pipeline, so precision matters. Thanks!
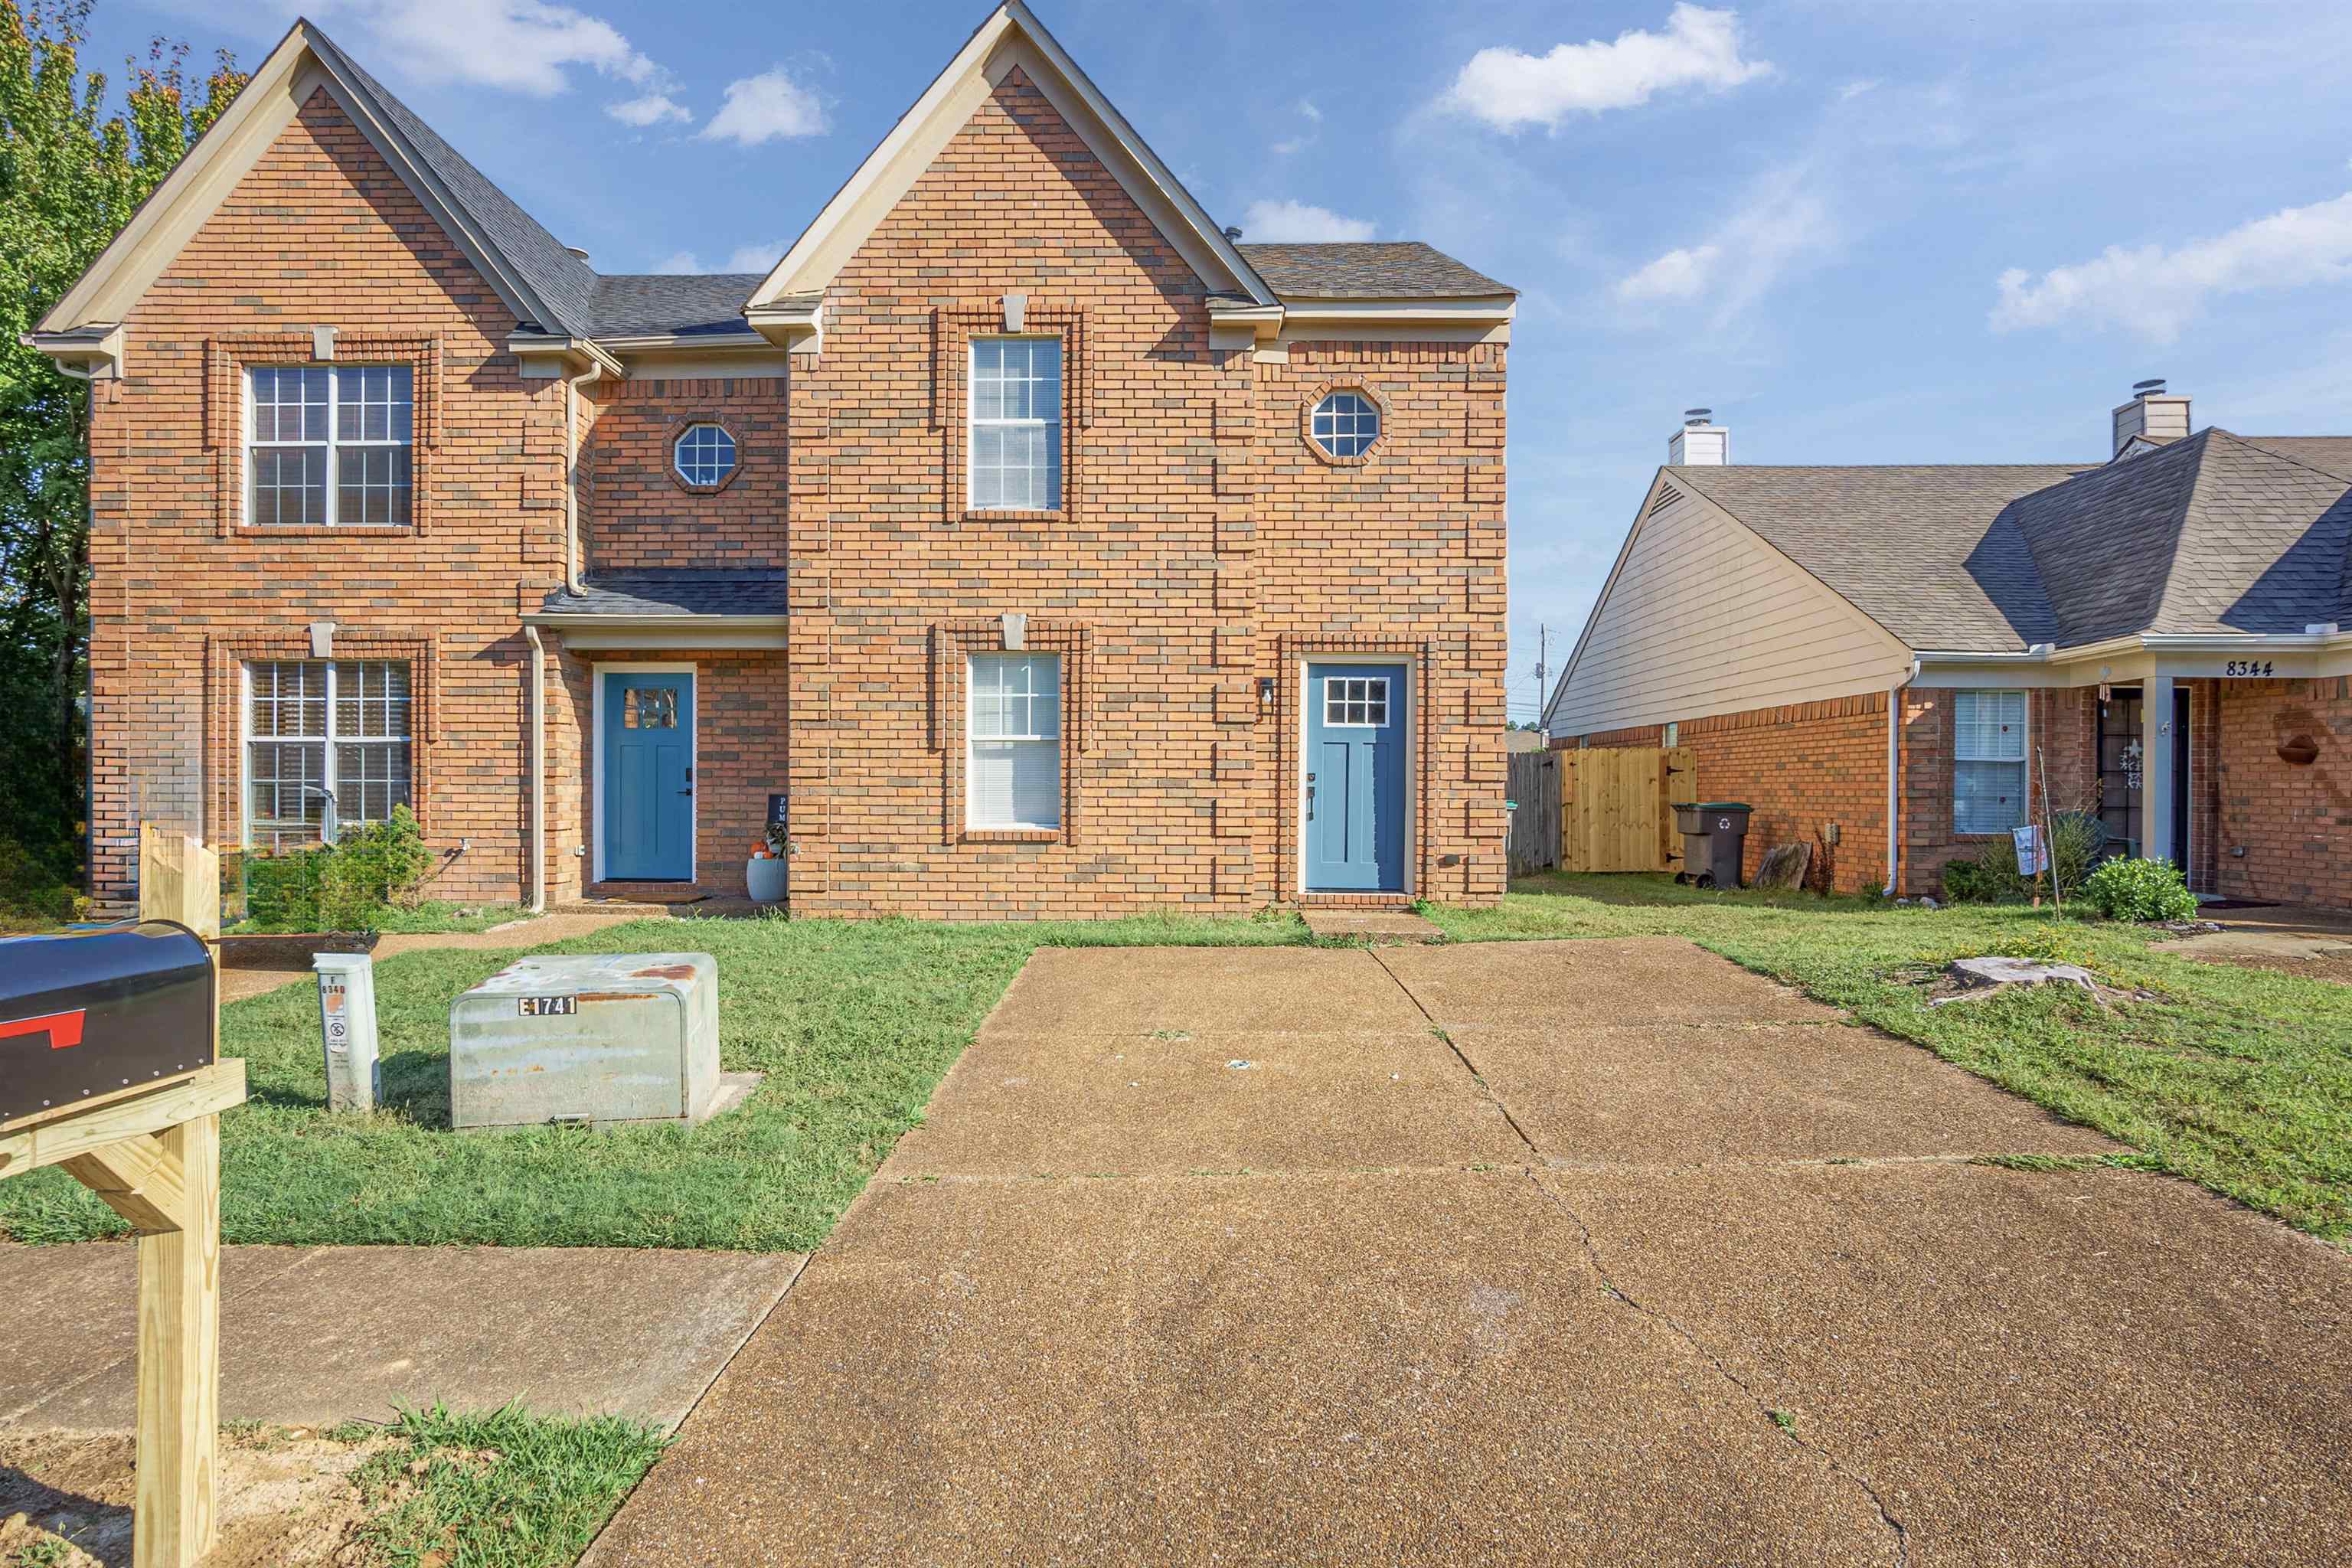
left=1671, top=802, right=1753, bottom=890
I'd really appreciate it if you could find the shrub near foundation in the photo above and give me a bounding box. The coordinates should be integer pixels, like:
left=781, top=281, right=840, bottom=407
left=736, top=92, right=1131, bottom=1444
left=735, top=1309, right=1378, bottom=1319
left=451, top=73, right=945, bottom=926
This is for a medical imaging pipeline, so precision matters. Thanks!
left=244, top=806, right=438, bottom=931
left=2082, top=857, right=2200, bottom=923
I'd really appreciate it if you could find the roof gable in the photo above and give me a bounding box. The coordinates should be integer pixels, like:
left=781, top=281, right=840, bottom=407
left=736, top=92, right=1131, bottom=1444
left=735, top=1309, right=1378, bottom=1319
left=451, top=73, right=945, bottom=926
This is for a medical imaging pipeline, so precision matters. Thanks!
left=746, top=2, right=1272, bottom=311
left=40, top=20, right=590, bottom=337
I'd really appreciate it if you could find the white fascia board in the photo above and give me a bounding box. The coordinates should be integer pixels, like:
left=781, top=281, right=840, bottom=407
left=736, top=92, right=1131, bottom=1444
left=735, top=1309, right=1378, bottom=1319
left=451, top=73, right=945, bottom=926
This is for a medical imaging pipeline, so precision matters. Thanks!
left=745, top=2, right=1271, bottom=312
left=527, top=613, right=789, bottom=650
left=23, top=323, right=126, bottom=379
left=509, top=335, right=624, bottom=380
left=1279, top=296, right=1517, bottom=327
left=742, top=296, right=824, bottom=354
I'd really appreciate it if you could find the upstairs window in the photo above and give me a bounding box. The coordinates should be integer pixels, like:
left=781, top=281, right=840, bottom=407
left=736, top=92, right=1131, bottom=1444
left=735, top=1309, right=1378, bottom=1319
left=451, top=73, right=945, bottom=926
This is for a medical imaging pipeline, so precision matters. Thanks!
left=245, top=659, right=413, bottom=848
left=1952, top=689, right=2027, bottom=835
left=1310, top=390, right=1380, bottom=459
left=247, top=365, right=414, bottom=527
left=967, top=653, right=1061, bottom=830
left=674, top=423, right=738, bottom=488
left=969, top=337, right=1062, bottom=511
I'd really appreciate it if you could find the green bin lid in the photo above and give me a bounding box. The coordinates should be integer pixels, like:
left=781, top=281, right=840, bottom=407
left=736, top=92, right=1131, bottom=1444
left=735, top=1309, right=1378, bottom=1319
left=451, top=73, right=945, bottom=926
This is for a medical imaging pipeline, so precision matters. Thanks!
left=1687, top=802, right=1751, bottom=812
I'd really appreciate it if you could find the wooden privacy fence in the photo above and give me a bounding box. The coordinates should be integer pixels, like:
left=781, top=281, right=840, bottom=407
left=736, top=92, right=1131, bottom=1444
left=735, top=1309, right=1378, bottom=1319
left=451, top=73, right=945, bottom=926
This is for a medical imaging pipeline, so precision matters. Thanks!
left=1506, top=750, right=1560, bottom=875
left=1557, top=746, right=1697, bottom=873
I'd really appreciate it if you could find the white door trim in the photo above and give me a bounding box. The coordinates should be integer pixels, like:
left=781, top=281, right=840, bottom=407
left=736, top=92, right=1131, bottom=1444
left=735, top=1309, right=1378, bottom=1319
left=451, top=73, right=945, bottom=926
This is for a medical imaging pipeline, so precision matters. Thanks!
left=591, top=661, right=698, bottom=884
left=1295, top=653, right=1416, bottom=897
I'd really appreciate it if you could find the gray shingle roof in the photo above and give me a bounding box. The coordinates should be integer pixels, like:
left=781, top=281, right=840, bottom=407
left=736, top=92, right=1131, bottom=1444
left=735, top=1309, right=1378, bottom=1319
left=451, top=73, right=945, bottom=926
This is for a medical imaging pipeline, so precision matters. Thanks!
left=539, top=573, right=790, bottom=618
left=1235, top=242, right=1512, bottom=299
left=583, top=276, right=766, bottom=338
left=1671, top=428, right=2352, bottom=652
left=317, top=37, right=599, bottom=334
left=1669, top=463, right=2089, bottom=650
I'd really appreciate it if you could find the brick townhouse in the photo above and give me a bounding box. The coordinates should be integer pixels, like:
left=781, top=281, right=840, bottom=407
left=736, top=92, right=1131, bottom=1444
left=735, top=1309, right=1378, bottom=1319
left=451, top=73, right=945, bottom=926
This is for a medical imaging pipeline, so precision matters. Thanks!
left=1541, top=394, right=2352, bottom=906
left=32, top=4, right=1515, bottom=917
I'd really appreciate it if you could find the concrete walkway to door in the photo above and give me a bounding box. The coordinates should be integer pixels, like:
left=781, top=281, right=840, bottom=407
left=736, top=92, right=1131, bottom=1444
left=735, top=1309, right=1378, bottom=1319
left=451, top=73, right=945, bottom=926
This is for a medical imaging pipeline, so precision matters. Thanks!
left=586, top=937, right=2352, bottom=1567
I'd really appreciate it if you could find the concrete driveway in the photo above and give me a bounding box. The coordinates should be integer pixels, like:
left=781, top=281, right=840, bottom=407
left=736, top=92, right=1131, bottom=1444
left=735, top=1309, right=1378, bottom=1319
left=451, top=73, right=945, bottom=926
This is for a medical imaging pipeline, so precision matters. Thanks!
left=589, top=937, right=2352, bottom=1566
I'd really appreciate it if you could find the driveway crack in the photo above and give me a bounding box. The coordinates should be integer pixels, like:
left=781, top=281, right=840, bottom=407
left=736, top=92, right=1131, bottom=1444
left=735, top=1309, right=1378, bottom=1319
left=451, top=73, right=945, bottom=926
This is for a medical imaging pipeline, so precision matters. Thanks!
left=1527, top=1170, right=1913, bottom=1568
left=1368, top=948, right=1544, bottom=1158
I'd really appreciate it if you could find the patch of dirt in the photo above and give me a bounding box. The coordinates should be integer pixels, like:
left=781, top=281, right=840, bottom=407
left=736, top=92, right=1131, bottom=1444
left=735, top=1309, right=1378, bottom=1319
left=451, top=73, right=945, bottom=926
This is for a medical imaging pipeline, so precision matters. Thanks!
left=0, top=1426, right=381, bottom=1567
left=2205, top=951, right=2352, bottom=985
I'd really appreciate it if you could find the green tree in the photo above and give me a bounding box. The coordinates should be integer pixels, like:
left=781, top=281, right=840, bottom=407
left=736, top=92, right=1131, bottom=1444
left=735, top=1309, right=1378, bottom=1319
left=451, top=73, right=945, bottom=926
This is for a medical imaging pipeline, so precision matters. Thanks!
left=0, top=2, right=242, bottom=900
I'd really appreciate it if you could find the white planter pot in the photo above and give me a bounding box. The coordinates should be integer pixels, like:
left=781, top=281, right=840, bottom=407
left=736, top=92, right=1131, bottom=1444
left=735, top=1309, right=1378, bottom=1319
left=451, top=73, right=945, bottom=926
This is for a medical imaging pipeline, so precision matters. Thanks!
left=745, top=856, right=787, bottom=904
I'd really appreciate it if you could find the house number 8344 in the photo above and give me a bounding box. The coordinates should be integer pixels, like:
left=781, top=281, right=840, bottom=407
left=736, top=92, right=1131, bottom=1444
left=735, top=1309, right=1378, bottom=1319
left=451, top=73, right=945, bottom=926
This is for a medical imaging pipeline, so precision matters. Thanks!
left=2223, top=660, right=2275, bottom=677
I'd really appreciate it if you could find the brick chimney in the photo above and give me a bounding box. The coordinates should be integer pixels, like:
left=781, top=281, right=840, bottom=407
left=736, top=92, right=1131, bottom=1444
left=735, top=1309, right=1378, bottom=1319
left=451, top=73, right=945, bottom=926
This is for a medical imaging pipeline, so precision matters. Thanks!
left=2112, top=378, right=2190, bottom=456
left=1668, top=407, right=1727, bottom=466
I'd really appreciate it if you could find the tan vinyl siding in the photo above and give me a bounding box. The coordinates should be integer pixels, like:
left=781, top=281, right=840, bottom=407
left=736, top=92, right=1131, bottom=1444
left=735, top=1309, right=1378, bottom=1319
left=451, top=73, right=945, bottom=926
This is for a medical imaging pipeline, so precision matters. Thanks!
left=1552, top=482, right=1912, bottom=736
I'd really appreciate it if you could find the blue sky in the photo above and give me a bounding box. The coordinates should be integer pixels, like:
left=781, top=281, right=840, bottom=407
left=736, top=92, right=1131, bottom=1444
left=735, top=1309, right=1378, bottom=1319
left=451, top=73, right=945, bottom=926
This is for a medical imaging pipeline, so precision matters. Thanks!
left=93, top=1, right=2352, bottom=722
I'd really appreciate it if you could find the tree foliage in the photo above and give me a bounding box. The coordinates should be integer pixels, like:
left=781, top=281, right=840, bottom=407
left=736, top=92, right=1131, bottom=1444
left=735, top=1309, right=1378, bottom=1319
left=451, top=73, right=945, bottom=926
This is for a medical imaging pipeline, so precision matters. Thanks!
left=0, top=1, right=242, bottom=900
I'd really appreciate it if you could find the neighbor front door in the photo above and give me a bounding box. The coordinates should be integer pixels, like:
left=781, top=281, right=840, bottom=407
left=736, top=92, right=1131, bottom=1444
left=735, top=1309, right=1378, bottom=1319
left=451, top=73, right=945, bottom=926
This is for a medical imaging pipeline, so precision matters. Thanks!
left=601, top=668, right=694, bottom=881
left=1305, top=662, right=1408, bottom=892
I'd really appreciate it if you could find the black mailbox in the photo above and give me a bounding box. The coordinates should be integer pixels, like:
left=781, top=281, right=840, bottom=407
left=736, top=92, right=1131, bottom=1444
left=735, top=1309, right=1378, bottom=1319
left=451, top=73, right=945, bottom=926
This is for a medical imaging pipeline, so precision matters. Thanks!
left=0, top=921, right=215, bottom=1125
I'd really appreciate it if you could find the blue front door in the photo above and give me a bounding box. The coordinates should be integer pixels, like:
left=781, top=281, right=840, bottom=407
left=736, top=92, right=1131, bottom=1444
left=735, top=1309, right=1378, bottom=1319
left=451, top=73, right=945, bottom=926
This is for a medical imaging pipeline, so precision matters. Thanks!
left=602, top=669, right=694, bottom=880
left=1305, top=662, right=1407, bottom=892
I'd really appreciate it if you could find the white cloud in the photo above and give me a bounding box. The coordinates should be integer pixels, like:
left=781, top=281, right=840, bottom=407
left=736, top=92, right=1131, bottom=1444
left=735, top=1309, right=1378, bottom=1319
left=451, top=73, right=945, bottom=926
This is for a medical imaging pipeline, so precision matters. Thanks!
left=1240, top=198, right=1376, bottom=243
left=722, top=240, right=788, bottom=274
left=1991, top=190, right=2352, bottom=343
left=298, top=0, right=668, bottom=96
left=607, top=92, right=691, bottom=128
left=1439, top=3, right=1772, bottom=132
left=700, top=67, right=828, bottom=145
left=1615, top=243, right=1721, bottom=302
left=1272, top=99, right=1321, bottom=158
left=645, top=241, right=788, bottom=275
left=1612, top=164, right=1835, bottom=322
left=1838, top=78, right=1880, bottom=102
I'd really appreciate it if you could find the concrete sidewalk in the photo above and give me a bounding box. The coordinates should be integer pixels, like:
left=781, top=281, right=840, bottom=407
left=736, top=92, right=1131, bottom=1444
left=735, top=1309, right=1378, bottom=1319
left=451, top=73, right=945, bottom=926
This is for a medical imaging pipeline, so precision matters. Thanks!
left=0, top=1243, right=800, bottom=1430
left=588, top=936, right=2352, bottom=1566
left=217, top=907, right=658, bottom=1002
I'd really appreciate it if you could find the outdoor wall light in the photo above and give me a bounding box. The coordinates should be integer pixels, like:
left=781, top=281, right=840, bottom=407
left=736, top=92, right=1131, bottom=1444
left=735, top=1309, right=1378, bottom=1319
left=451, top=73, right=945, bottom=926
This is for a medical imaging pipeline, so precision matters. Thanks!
left=1257, top=677, right=1276, bottom=708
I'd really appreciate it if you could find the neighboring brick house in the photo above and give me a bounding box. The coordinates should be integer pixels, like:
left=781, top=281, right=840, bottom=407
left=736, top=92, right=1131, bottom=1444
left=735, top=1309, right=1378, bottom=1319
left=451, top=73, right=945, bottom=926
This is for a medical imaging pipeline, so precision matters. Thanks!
left=1541, top=392, right=2352, bottom=905
left=32, top=5, right=1514, bottom=917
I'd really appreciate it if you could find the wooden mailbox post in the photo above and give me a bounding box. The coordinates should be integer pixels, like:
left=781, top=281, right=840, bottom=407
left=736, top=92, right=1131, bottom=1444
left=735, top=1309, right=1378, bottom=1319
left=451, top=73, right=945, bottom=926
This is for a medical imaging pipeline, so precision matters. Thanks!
left=0, top=826, right=246, bottom=1567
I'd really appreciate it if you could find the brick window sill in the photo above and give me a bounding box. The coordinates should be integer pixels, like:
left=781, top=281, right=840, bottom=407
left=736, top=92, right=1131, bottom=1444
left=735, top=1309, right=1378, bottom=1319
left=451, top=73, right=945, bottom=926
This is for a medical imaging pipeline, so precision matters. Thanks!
left=962, top=828, right=1061, bottom=844
left=236, top=525, right=417, bottom=540
left=960, top=508, right=1064, bottom=524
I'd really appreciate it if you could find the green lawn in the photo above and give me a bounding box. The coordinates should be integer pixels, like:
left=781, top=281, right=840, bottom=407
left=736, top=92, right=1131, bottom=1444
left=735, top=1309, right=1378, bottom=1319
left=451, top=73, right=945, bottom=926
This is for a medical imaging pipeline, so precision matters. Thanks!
left=0, top=910, right=1306, bottom=1251
left=4, top=880, right=2344, bottom=1253
left=1431, top=874, right=2352, bottom=1248
left=227, top=898, right=527, bottom=936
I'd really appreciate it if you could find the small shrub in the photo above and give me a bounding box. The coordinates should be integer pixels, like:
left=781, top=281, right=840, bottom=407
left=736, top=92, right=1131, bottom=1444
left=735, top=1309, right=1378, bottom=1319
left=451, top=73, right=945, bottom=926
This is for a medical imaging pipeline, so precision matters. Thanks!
left=0, top=836, right=78, bottom=924
left=2081, top=857, right=2199, bottom=923
left=1939, top=809, right=2109, bottom=905
left=241, top=807, right=437, bottom=931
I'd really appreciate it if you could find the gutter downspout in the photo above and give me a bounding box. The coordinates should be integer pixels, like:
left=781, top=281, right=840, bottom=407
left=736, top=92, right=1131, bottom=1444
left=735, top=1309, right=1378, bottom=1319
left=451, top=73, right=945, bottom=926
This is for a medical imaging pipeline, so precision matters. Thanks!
left=562, top=362, right=600, bottom=594
left=1883, top=659, right=1920, bottom=897
left=523, top=625, right=546, bottom=914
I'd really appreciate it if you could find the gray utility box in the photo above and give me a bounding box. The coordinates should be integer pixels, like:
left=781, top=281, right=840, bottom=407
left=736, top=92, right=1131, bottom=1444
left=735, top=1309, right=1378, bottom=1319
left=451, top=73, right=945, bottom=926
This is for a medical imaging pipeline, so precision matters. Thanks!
left=450, top=953, right=720, bottom=1131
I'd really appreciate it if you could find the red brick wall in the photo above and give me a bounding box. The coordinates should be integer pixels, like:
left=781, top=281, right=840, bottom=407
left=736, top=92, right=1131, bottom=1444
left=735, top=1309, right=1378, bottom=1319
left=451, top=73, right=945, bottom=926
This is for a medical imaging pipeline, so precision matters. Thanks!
left=2214, top=677, right=2351, bottom=905
left=582, top=377, right=789, bottom=570
left=87, top=89, right=564, bottom=905
left=1556, top=697, right=1889, bottom=892
left=1898, top=687, right=2096, bottom=898
left=779, top=68, right=1508, bottom=916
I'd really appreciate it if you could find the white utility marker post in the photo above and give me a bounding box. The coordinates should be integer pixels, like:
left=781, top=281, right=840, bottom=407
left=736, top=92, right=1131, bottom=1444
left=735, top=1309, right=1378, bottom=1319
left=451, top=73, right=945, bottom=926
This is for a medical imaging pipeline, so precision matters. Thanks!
left=2141, top=671, right=2175, bottom=866
left=314, top=952, right=381, bottom=1112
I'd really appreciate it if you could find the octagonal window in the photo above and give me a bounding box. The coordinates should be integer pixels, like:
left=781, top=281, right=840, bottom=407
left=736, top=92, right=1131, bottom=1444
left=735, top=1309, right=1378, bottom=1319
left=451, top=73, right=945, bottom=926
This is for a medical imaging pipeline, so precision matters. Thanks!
left=1310, top=390, right=1380, bottom=459
left=674, top=423, right=738, bottom=488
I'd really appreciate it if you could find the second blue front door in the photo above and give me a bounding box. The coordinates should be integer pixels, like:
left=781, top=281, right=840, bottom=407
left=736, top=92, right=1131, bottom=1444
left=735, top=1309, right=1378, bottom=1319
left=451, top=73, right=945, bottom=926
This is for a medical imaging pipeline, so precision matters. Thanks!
left=1305, top=662, right=1408, bottom=892
left=602, top=669, right=694, bottom=880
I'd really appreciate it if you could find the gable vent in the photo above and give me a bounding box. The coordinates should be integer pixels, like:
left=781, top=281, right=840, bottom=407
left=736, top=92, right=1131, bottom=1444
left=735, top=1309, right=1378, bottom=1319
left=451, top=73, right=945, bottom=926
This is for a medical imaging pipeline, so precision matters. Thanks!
left=1648, top=482, right=1686, bottom=517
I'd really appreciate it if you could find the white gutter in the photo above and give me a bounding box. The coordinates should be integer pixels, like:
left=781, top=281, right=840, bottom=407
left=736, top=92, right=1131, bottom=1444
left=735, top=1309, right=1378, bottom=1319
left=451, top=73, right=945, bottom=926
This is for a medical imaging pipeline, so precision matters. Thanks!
left=522, top=624, right=546, bottom=914
left=1883, top=658, right=1919, bottom=898
left=1915, top=626, right=2350, bottom=666
left=561, top=362, right=602, bottom=594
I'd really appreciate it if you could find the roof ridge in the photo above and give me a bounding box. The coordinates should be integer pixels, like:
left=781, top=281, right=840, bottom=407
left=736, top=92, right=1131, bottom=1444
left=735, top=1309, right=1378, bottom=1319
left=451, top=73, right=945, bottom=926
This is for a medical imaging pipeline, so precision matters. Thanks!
left=2221, top=429, right=2352, bottom=486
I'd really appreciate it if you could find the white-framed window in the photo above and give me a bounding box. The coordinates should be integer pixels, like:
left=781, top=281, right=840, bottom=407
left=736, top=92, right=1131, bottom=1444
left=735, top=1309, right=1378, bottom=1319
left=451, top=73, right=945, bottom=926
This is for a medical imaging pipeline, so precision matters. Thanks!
left=674, top=423, right=737, bottom=487
left=1952, top=689, right=2027, bottom=835
left=969, top=336, right=1062, bottom=511
left=246, top=365, right=414, bottom=527
left=1324, top=675, right=1390, bottom=727
left=967, top=653, right=1061, bottom=830
left=245, top=659, right=413, bottom=848
left=1310, top=390, right=1380, bottom=459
